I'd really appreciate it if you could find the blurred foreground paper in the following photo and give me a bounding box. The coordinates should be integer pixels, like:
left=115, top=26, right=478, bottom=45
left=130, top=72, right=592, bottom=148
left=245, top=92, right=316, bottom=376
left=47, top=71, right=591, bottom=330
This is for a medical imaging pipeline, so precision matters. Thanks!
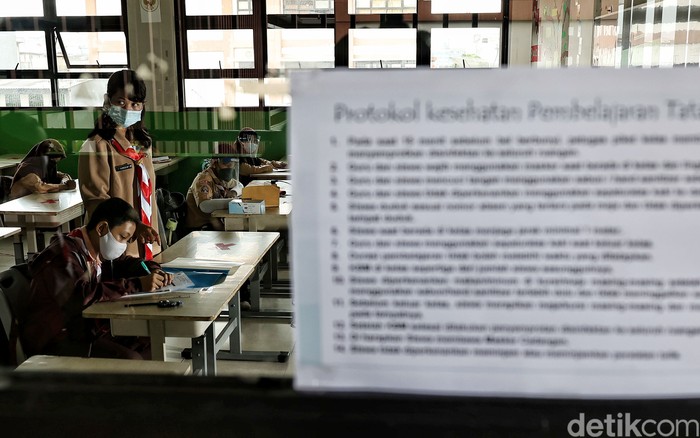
left=290, top=67, right=700, bottom=398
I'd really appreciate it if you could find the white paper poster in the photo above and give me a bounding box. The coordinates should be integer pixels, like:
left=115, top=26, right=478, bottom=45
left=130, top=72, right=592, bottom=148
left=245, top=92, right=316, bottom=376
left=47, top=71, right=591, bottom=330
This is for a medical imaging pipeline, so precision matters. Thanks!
left=291, top=68, right=700, bottom=397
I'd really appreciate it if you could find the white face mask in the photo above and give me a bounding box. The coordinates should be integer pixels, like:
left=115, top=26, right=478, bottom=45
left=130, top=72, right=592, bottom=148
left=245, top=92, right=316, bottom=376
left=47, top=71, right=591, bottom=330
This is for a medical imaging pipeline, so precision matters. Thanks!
left=99, top=228, right=128, bottom=260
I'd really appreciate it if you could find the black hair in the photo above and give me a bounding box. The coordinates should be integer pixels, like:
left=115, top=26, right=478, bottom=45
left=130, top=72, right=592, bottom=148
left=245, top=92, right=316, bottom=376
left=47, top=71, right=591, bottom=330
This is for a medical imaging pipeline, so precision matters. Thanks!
left=87, top=69, right=153, bottom=149
left=107, top=69, right=147, bottom=102
left=86, top=197, right=142, bottom=231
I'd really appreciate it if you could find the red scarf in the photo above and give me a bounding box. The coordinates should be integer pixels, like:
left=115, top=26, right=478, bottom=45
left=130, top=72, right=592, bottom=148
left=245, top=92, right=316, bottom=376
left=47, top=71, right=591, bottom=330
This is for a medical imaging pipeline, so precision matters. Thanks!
left=110, top=139, right=153, bottom=260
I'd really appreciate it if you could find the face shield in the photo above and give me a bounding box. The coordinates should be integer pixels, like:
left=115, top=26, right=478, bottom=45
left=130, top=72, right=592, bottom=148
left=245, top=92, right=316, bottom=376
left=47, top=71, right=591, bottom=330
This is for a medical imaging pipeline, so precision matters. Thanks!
left=238, top=132, right=260, bottom=155
left=214, top=157, right=239, bottom=182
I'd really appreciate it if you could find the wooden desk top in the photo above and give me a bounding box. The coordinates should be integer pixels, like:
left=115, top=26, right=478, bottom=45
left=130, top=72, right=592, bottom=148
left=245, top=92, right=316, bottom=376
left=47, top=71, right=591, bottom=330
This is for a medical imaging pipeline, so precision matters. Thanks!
left=160, top=231, right=280, bottom=266
left=0, top=160, right=20, bottom=171
left=0, top=227, right=21, bottom=239
left=84, top=263, right=256, bottom=322
left=246, top=179, right=293, bottom=196
left=0, top=181, right=82, bottom=216
left=249, top=170, right=291, bottom=180
left=153, top=156, right=184, bottom=175
left=15, top=355, right=192, bottom=375
left=83, top=231, right=278, bottom=322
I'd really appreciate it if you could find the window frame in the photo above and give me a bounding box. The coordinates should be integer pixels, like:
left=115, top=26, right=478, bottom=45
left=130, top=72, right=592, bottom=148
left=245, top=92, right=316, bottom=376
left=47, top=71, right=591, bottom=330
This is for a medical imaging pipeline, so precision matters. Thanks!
left=0, top=0, right=130, bottom=109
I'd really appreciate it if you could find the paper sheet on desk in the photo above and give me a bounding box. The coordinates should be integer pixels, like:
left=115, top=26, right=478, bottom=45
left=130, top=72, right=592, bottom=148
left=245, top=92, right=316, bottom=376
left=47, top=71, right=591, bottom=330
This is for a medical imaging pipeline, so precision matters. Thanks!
left=161, top=257, right=242, bottom=271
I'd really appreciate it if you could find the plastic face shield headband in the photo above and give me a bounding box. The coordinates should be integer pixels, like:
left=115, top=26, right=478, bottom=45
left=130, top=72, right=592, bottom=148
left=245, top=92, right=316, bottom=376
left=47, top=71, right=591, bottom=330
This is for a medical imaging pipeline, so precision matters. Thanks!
left=238, top=133, right=259, bottom=144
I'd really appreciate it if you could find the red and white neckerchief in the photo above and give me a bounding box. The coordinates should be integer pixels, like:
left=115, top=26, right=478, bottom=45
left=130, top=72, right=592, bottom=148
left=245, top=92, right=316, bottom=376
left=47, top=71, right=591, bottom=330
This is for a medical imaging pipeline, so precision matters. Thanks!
left=110, top=139, right=153, bottom=260
left=76, top=227, right=102, bottom=280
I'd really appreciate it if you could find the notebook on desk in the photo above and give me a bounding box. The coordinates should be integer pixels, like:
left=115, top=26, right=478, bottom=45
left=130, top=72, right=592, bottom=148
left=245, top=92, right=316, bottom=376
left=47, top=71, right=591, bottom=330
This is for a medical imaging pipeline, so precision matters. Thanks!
left=161, top=257, right=239, bottom=289
left=161, top=257, right=242, bottom=271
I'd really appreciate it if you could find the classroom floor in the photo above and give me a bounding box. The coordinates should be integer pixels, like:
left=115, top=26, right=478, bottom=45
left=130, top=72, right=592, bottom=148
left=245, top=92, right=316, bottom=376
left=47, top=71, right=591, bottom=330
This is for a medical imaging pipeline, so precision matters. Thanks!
left=0, top=234, right=296, bottom=378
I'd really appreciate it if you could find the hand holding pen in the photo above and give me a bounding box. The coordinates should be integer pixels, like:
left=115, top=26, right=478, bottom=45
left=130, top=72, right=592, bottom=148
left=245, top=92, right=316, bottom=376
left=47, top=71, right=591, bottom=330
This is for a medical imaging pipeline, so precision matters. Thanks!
left=139, top=261, right=174, bottom=291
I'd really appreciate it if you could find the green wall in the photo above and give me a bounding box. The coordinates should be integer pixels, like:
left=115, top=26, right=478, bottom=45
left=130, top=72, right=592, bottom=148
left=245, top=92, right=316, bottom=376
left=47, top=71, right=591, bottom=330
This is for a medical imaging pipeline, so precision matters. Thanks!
left=0, top=109, right=288, bottom=195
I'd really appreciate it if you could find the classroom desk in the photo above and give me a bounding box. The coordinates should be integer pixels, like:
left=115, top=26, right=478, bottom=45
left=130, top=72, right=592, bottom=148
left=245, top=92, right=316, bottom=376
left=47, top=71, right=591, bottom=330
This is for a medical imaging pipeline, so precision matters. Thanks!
left=153, top=156, right=184, bottom=176
left=0, top=154, right=23, bottom=176
left=83, top=231, right=285, bottom=376
left=165, top=230, right=288, bottom=316
left=210, top=197, right=292, bottom=232
left=0, top=227, right=21, bottom=240
left=210, top=179, right=292, bottom=232
left=0, top=227, right=23, bottom=265
left=211, top=181, right=292, bottom=313
left=0, top=182, right=84, bottom=261
left=248, top=169, right=291, bottom=180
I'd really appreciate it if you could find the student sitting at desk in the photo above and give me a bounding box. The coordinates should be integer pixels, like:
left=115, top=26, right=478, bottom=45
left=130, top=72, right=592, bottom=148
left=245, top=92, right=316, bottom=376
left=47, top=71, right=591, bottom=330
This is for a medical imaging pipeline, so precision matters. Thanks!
left=20, top=197, right=173, bottom=360
left=185, top=151, right=243, bottom=231
left=234, top=128, right=287, bottom=186
left=9, top=138, right=76, bottom=200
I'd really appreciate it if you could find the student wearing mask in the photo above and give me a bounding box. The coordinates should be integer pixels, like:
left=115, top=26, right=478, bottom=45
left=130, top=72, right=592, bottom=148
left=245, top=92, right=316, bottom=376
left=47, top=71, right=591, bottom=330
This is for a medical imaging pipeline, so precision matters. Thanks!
left=78, top=69, right=160, bottom=260
left=185, top=151, right=244, bottom=231
left=236, top=127, right=287, bottom=186
left=20, top=197, right=173, bottom=360
left=9, top=138, right=76, bottom=200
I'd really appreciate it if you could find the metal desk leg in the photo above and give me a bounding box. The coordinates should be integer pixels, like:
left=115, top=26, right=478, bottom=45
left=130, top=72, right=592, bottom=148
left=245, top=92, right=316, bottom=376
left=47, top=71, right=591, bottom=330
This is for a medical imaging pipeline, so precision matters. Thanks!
left=192, top=334, right=206, bottom=376
left=249, top=263, right=262, bottom=312
left=264, top=246, right=275, bottom=290
left=228, top=295, right=242, bottom=354
left=217, top=292, right=290, bottom=363
left=205, top=323, right=216, bottom=376
left=191, top=323, right=217, bottom=376
left=243, top=258, right=293, bottom=319
left=13, top=234, right=24, bottom=265
left=279, top=230, right=289, bottom=266
left=147, top=320, right=166, bottom=361
left=24, top=226, right=38, bottom=254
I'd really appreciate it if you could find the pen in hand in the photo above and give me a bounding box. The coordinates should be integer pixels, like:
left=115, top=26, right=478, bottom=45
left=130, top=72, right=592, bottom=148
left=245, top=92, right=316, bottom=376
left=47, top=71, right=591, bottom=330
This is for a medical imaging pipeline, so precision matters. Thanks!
left=140, top=260, right=151, bottom=275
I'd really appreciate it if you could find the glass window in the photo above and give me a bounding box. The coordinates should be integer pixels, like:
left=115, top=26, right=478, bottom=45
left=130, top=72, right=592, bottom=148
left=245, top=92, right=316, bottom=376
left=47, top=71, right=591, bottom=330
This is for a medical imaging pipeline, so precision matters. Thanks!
left=348, top=28, right=416, bottom=68
left=267, top=0, right=334, bottom=14
left=55, top=0, right=121, bottom=16
left=0, top=32, right=48, bottom=70
left=187, top=30, right=255, bottom=69
left=267, top=28, right=335, bottom=70
left=0, top=79, right=52, bottom=107
left=431, top=0, right=501, bottom=14
left=0, top=1, right=43, bottom=17
left=57, top=78, right=109, bottom=107
left=184, top=78, right=260, bottom=107
left=185, top=0, right=252, bottom=15
left=350, top=0, right=417, bottom=14
left=263, top=77, right=291, bottom=107
left=592, top=1, right=700, bottom=69
left=56, top=32, right=127, bottom=71
left=431, top=28, right=500, bottom=68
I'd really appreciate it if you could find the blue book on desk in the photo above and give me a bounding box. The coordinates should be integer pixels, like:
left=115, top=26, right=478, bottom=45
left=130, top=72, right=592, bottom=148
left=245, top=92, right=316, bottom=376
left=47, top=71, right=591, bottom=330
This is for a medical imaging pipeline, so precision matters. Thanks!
left=161, top=257, right=242, bottom=288
left=163, top=268, right=228, bottom=288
